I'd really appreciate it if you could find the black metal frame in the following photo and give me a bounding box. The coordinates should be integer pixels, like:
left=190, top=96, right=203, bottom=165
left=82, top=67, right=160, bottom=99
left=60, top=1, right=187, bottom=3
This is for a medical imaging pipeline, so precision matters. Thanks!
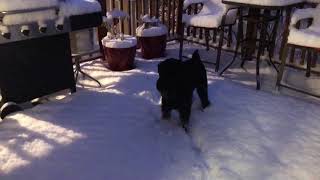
left=219, top=7, right=281, bottom=90
left=276, top=42, right=320, bottom=98
left=179, top=3, right=238, bottom=72
left=275, top=3, right=320, bottom=98
left=73, top=49, right=103, bottom=87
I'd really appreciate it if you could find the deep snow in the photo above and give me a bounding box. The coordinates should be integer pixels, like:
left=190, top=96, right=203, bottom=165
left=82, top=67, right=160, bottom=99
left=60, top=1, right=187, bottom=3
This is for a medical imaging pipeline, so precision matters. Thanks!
left=1, top=43, right=320, bottom=180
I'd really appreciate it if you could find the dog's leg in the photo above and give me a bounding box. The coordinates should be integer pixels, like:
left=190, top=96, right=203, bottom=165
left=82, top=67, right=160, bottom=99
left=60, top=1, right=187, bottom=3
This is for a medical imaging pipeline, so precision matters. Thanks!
left=161, top=105, right=171, bottom=120
left=161, top=98, right=172, bottom=119
left=179, top=103, right=192, bottom=132
left=197, top=85, right=211, bottom=109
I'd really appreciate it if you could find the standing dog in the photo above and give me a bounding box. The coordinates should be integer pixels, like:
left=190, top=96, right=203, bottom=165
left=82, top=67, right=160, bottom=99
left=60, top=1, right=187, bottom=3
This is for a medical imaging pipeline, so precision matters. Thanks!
left=157, top=50, right=210, bottom=131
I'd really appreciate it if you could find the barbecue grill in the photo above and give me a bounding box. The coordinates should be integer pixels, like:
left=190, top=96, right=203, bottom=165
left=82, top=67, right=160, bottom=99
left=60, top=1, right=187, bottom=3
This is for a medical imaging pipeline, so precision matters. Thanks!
left=0, top=0, right=103, bottom=118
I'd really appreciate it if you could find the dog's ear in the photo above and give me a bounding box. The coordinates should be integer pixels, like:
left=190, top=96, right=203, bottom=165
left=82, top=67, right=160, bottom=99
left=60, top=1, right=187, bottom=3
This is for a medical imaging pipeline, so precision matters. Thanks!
left=192, top=50, right=200, bottom=60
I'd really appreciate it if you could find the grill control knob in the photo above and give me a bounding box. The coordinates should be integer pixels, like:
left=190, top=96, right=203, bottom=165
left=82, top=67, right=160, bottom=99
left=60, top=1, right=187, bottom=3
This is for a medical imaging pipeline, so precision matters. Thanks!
left=38, top=21, right=48, bottom=33
left=2, top=32, right=11, bottom=39
left=21, top=25, right=30, bottom=36
left=39, top=27, right=47, bottom=33
left=56, top=24, right=64, bottom=31
left=0, top=25, right=10, bottom=39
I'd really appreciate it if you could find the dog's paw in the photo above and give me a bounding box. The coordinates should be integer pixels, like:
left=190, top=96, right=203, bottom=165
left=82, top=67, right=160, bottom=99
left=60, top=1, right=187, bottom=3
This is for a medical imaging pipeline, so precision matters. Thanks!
left=202, top=101, right=211, bottom=109
left=179, top=122, right=190, bottom=133
left=162, top=112, right=171, bottom=120
left=201, top=102, right=213, bottom=112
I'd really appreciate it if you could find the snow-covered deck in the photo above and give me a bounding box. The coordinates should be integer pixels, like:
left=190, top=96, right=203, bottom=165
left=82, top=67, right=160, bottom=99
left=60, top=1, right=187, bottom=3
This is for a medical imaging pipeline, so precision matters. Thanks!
left=1, top=42, right=320, bottom=179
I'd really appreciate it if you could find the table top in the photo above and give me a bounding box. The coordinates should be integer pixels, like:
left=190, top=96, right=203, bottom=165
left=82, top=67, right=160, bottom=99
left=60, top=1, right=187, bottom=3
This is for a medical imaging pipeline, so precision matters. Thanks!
left=222, top=0, right=304, bottom=8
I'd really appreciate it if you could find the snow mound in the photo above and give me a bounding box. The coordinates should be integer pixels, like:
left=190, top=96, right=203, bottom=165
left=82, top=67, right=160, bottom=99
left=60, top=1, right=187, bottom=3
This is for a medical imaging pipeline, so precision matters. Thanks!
left=136, top=16, right=168, bottom=37
left=136, top=24, right=168, bottom=37
left=102, top=35, right=137, bottom=48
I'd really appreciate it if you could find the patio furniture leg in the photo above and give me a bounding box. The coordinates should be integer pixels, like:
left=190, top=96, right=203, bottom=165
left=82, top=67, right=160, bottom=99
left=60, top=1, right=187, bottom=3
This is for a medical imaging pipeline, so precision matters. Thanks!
left=300, top=49, right=306, bottom=65
left=306, top=49, right=312, bottom=77
left=279, top=7, right=292, bottom=58
left=205, top=29, right=210, bottom=51
left=255, top=25, right=266, bottom=90
left=74, top=57, right=102, bottom=87
left=270, top=10, right=281, bottom=58
left=215, top=26, right=224, bottom=72
left=227, top=25, right=233, bottom=47
left=219, top=12, right=243, bottom=76
left=179, top=24, right=185, bottom=60
left=311, top=49, right=317, bottom=68
left=276, top=45, right=289, bottom=88
left=212, top=29, right=217, bottom=43
left=219, top=39, right=240, bottom=76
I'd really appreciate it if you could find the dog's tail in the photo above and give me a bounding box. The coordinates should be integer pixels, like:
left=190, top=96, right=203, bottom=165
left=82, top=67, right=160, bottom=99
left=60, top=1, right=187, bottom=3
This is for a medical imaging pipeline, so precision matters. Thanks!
left=192, top=50, right=201, bottom=63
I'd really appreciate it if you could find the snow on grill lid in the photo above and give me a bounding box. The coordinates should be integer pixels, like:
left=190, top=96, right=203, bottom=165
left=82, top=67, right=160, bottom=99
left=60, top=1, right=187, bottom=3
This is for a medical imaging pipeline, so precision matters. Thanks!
left=102, top=35, right=137, bottom=49
left=0, top=0, right=59, bottom=12
left=2, top=10, right=57, bottom=26
left=59, top=0, right=102, bottom=17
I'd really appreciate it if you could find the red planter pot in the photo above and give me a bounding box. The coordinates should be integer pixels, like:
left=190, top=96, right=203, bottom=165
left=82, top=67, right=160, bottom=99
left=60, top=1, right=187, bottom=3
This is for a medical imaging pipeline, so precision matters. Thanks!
left=138, top=34, right=167, bottom=59
left=103, top=46, right=136, bottom=71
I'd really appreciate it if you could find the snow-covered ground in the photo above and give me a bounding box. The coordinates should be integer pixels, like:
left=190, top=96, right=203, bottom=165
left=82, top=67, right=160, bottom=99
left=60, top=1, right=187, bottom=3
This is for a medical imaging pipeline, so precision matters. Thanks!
left=1, top=42, right=320, bottom=180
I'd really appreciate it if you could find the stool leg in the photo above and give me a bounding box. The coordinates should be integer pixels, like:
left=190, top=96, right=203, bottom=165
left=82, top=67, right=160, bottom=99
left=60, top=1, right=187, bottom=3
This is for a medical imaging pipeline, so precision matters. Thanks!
left=306, top=49, right=312, bottom=78
left=179, top=24, right=185, bottom=60
left=212, top=29, right=217, bottom=43
left=205, top=29, right=210, bottom=51
left=227, top=25, right=233, bottom=48
left=219, top=11, right=243, bottom=76
left=276, top=45, right=289, bottom=87
left=215, top=26, right=224, bottom=72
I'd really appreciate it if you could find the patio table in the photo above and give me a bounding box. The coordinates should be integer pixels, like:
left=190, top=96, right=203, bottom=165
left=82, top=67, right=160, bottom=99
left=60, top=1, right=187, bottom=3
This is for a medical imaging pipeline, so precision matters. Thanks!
left=221, top=0, right=304, bottom=89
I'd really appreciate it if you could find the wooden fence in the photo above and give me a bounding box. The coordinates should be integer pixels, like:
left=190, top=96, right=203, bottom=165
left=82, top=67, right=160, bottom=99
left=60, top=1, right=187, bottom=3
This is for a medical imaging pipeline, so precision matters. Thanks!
left=97, top=0, right=319, bottom=72
left=99, top=0, right=183, bottom=40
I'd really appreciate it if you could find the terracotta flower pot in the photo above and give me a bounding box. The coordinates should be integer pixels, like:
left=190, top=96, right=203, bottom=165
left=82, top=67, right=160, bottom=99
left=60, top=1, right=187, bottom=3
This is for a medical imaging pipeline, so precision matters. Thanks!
left=138, top=34, right=167, bottom=59
left=136, top=23, right=168, bottom=59
left=103, top=46, right=136, bottom=71
left=102, top=35, right=137, bottom=71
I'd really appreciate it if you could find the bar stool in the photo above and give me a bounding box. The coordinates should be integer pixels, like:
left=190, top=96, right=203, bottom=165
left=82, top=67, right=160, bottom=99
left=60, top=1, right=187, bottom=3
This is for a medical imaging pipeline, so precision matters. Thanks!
left=179, top=0, right=238, bottom=72
left=276, top=5, right=320, bottom=97
left=220, top=8, right=281, bottom=90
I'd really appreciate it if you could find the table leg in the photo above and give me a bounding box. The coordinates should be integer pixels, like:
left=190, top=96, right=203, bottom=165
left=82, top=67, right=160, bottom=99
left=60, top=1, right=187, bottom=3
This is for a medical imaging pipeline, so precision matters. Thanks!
left=243, top=8, right=260, bottom=62
left=279, top=7, right=293, bottom=60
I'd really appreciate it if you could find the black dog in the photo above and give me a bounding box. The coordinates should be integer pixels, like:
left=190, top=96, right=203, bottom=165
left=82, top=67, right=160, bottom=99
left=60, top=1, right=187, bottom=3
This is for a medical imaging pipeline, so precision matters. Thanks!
left=156, top=50, right=210, bottom=131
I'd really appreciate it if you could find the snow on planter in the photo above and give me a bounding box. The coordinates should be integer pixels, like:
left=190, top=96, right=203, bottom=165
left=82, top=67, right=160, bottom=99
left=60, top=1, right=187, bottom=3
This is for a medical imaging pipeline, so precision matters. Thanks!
left=102, top=35, right=137, bottom=71
left=136, top=15, right=168, bottom=59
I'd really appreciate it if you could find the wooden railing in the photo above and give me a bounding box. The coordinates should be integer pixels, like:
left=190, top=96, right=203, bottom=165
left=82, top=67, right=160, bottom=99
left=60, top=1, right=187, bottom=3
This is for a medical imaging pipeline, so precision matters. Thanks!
left=99, top=0, right=183, bottom=40
left=97, top=0, right=319, bottom=72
